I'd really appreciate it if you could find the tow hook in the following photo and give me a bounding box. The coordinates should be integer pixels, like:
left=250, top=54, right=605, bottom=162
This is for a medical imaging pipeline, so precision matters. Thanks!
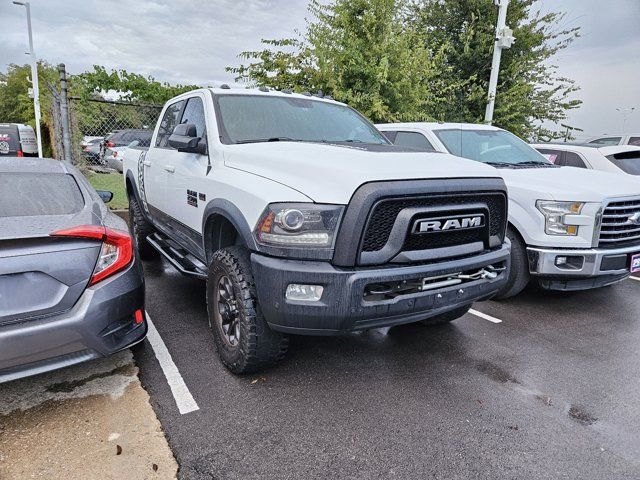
left=458, top=265, right=506, bottom=281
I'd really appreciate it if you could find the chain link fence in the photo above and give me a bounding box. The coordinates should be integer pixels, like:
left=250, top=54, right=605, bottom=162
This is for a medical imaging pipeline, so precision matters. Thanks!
left=68, top=97, right=162, bottom=165
left=48, top=64, right=162, bottom=168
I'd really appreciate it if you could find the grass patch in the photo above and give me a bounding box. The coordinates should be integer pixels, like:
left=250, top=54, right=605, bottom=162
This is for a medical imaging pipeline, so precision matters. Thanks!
left=86, top=172, right=128, bottom=210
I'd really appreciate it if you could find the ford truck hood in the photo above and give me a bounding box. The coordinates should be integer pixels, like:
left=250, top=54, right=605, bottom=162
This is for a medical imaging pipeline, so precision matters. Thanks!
left=223, top=142, right=503, bottom=204
left=499, top=166, right=640, bottom=202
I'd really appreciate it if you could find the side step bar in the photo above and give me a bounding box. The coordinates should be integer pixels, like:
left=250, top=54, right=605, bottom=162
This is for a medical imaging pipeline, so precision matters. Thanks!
left=146, top=233, right=208, bottom=280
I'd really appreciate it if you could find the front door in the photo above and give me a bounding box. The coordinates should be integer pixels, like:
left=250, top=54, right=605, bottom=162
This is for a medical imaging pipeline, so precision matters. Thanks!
left=143, top=99, right=185, bottom=218
left=161, top=95, right=210, bottom=257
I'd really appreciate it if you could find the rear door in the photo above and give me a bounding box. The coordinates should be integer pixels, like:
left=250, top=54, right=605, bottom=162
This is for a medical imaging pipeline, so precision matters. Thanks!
left=535, top=148, right=565, bottom=165
left=0, top=172, right=102, bottom=325
left=389, top=130, right=436, bottom=151
left=0, top=125, right=21, bottom=156
left=17, top=125, right=38, bottom=156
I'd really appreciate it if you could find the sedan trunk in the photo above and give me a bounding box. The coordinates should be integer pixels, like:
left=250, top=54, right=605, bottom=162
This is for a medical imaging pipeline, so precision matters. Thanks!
left=0, top=172, right=103, bottom=325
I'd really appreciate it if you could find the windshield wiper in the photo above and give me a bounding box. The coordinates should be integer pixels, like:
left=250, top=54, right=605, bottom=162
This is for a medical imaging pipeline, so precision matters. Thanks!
left=513, top=161, right=555, bottom=166
left=483, top=161, right=515, bottom=167
left=235, top=137, right=299, bottom=144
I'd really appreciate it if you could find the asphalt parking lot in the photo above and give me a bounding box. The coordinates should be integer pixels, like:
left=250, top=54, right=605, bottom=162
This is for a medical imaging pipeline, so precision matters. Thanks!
left=134, top=257, right=640, bottom=479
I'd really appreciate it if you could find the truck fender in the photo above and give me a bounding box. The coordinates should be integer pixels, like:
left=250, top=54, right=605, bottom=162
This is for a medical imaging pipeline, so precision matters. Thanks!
left=201, top=199, right=258, bottom=263
left=124, top=170, right=138, bottom=201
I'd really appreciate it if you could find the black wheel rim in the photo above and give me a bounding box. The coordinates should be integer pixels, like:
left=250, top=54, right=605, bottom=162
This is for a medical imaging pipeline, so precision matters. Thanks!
left=215, top=275, right=240, bottom=347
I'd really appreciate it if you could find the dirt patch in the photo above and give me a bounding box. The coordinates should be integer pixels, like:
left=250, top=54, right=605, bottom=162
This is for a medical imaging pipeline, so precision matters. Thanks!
left=568, top=405, right=598, bottom=426
left=0, top=355, right=177, bottom=479
left=475, top=360, right=520, bottom=385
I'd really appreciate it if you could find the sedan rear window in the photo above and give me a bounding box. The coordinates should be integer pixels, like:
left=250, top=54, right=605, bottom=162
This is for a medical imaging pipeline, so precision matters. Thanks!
left=606, top=151, right=640, bottom=175
left=0, top=173, right=84, bottom=217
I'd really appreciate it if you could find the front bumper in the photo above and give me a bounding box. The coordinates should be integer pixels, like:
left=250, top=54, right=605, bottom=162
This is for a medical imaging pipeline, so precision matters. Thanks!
left=251, top=244, right=510, bottom=335
left=527, top=243, right=640, bottom=291
left=0, top=260, right=146, bottom=383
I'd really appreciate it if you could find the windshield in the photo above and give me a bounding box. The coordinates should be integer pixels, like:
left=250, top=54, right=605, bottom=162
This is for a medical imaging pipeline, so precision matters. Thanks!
left=435, top=129, right=551, bottom=166
left=215, top=95, right=389, bottom=145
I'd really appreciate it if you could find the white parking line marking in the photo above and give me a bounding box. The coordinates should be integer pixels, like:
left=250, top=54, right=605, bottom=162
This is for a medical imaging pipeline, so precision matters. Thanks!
left=469, top=309, right=502, bottom=324
left=629, top=276, right=640, bottom=282
left=145, top=313, right=200, bottom=415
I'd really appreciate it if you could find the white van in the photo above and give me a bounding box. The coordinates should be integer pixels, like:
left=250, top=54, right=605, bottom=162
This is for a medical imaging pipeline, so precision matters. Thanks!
left=0, top=123, right=38, bottom=157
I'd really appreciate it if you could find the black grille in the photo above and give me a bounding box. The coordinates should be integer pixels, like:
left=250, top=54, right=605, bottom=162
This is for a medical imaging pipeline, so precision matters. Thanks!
left=361, top=192, right=506, bottom=253
left=599, top=198, right=640, bottom=248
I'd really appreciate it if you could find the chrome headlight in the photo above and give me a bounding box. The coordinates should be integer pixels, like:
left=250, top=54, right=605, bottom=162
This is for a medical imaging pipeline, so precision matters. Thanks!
left=254, top=203, right=344, bottom=258
left=536, top=200, right=585, bottom=236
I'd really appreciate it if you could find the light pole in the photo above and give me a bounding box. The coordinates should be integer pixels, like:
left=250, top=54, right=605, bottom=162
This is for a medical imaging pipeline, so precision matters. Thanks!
left=484, top=0, right=515, bottom=125
left=13, top=1, right=43, bottom=158
left=616, top=107, right=636, bottom=135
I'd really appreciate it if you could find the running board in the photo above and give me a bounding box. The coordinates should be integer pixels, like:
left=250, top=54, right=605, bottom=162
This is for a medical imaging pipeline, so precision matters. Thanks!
left=146, top=233, right=208, bottom=280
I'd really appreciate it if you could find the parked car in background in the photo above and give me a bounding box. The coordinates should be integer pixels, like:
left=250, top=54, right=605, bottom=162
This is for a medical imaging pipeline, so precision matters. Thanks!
left=105, top=141, right=144, bottom=172
left=81, top=137, right=103, bottom=165
left=587, top=135, right=640, bottom=147
left=124, top=88, right=512, bottom=373
left=532, top=143, right=640, bottom=177
left=0, top=157, right=146, bottom=383
left=99, top=129, right=152, bottom=164
left=377, top=122, right=640, bottom=298
left=81, top=135, right=103, bottom=148
left=0, top=123, right=38, bottom=157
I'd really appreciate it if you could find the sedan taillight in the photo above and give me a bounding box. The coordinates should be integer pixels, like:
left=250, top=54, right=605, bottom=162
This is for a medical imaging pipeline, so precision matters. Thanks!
left=50, top=225, right=133, bottom=286
left=105, top=141, right=115, bottom=148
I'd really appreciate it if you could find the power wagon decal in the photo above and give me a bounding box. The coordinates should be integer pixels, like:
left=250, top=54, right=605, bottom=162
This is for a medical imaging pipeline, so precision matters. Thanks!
left=137, top=150, right=150, bottom=213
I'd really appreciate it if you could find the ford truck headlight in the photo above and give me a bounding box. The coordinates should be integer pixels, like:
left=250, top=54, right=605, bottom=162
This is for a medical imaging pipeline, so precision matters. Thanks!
left=254, top=203, right=344, bottom=258
left=536, top=200, right=585, bottom=236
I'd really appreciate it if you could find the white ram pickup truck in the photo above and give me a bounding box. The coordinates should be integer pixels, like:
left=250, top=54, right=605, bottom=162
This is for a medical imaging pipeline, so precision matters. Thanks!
left=123, top=88, right=511, bottom=373
left=377, top=122, right=640, bottom=298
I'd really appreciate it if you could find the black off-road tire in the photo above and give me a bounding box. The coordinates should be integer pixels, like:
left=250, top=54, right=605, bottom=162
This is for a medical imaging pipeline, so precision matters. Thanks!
left=129, top=196, right=158, bottom=260
left=421, top=304, right=471, bottom=326
left=494, top=227, right=530, bottom=300
left=206, top=246, right=289, bottom=374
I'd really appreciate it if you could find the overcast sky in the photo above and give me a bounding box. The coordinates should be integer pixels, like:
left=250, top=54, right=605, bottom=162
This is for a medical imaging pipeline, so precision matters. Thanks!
left=1, top=0, right=638, bottom=138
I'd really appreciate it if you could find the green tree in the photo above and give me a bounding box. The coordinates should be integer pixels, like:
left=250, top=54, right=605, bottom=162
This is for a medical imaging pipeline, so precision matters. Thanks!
left=0, top=62, right=59, bottom=156
left=74, top=66, right=199, bottom=104
left=228, top=0, right=459, bottom=123
left=408, top=0, right=581, bottom=139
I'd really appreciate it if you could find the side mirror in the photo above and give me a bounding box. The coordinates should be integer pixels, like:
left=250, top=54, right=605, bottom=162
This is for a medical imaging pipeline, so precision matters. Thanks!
left=168, top=123, right=206, bottom=154
left=97, top=190, right=114, bottom=203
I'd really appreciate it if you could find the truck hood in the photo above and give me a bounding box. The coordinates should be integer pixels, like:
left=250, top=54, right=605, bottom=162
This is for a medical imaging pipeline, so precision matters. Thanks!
left=499, top=166, right=640, bottom=202
left=223, top=142, right=502, bottom=204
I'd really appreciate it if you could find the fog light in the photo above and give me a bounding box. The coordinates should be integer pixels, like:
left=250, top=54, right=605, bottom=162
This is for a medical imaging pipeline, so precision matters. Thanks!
left=555, top=255, right=584, bottom=270
left=134, top=309, right=144, bottom=324
left=285, top=284, right=324, bottom=301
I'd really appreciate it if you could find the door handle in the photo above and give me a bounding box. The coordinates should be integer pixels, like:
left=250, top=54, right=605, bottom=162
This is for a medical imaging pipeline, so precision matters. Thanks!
left=142, top=160, right=151, bottom=167
left=164, top=165, right=175, bottom=173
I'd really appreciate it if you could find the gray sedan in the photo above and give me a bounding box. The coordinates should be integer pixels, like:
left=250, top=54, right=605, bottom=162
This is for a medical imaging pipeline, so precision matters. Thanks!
left=0, top=157, right=145, bottom=383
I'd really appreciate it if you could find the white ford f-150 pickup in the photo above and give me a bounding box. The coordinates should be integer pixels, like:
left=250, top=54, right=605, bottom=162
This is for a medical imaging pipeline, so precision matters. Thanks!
left=377, top=122, right=640, bottom=298
left=124, top=88, right=511, bottom=373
